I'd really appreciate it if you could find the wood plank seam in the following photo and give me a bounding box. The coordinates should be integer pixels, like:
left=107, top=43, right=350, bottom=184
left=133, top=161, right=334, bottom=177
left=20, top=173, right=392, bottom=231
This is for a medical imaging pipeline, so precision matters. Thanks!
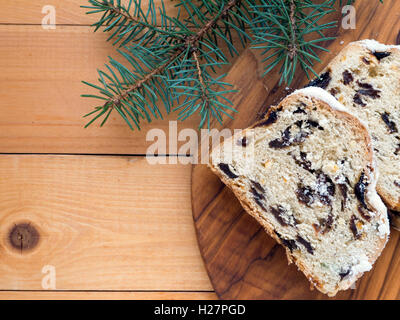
left=0, top=153, right=193, bottom=157
left=0, top=290, right=214, bottom=293
left=0, top=23, right=252, bottom=30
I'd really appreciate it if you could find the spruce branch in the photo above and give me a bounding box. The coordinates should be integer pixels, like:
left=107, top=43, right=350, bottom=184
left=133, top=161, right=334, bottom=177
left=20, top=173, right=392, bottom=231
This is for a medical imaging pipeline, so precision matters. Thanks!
left=82, top=0, right=250, bottom=130
left=249, top=0, right=382, bottom=85
left=82, top=0, right=384, bottom=131
left=81, top=0, right=185, bottom=46
left=250, top=0, right=339, bottom=85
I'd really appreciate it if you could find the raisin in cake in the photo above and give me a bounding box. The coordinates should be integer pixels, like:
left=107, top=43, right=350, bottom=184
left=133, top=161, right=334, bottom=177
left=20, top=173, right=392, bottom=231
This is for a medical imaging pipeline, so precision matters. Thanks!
left=209, top=87, right=389, bottom=297
left=305, top=40, right=400, bottom=229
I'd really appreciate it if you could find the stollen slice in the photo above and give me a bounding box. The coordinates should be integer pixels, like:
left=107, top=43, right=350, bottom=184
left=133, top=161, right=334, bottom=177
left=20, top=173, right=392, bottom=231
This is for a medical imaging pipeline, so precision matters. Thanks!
left=209, top=87, right=389, bottom=296
left=306, top=39, right=400, bottom=229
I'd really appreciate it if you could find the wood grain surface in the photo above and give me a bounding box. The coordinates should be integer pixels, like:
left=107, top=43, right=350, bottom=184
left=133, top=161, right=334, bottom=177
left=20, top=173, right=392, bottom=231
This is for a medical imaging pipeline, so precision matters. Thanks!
left=0, top=25, right=202, bottom=154
left=192, top=0, right=400, bottom=300
left=0, top=155, right=212, bottom=291
left=0, top=6, right=240, bottom=154
left=0, top=291, right=217, bottom=300
left=1, top=0, right=183, bottom=25
left=1, top=0, right=219, bottom=299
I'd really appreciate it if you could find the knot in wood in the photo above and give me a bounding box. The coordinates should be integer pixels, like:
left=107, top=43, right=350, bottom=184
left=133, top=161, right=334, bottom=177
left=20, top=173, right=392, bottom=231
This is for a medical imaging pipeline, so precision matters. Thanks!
left=8, top=223, right=39, bottom=252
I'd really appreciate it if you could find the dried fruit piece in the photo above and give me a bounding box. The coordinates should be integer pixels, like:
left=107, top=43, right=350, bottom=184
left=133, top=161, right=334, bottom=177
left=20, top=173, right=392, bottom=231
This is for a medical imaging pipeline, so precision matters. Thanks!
left=339, top=269, right=351, bottom=280
left=306, top=119, right=324, bottom=130
left=275, top=231, right=298, bottom=252
left=296, top=235, right=314, bottom=254
left=355, top=171, right=369, bottom=209
left=362, top=57, right=371, bottom=65
left=338, top=183, right=348, bottom=211
left=269, top=126, right=292, bottom=149
left=252, top=188, right=267, bottom=212
left=306, top=71, right=331, bottom=89
left=329, top=87, right=339, bottom=97
left=372, top=51, right=391, bottom=61
left=295, top=170, right=335, bottom=207
left=350, top=215, right=362, bottom=239
left=357, top=81, right=381, bottom=99
left=316, top=172, right=336, bottom=206
left=281, top=238, right=298, bottom=252
left=395, top=144, right=400, bottom=155
left=292, top=152, right=315, bottom=173
left=343, top=70, right=354, bottom=85
left=296, top=185, right=315, bottom=206
left=314, top=211, right=334, bottom=234
left=270, top=205, right=289, bottom=227
left=238, top=136, right=249, bottom=147
left=251, top=186, right=265, bottom=200
left=251, top=181, right=265, bottom=193
left=358, top=205, right=372, bottom=222
left=255, top=110, right=280, bottom=127
left=218, top=163, right=238, bottom=179
left=353, top=93, right=366, bottom=106
left=381, top=112, right=398, bottom=134
left=293, top=103, right=307, bottom=114
left=269, top=119, right=321, bottom=149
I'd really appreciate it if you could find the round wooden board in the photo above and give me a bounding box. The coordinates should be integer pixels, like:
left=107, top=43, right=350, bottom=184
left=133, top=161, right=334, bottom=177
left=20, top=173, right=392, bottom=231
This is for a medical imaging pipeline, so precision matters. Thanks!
left=191, top=8, right=400, bottom=298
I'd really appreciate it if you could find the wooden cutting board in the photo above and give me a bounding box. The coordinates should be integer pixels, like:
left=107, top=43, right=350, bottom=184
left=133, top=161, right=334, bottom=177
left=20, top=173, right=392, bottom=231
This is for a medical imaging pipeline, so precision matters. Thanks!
left=191, top=1, right=400, bottom=300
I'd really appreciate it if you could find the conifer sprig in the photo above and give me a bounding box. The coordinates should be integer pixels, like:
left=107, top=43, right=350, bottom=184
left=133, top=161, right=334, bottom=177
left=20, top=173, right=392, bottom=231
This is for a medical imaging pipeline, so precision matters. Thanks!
left=82, top=0, right=251, bottom=130
left=82, top=0, right=383, bottom=130
left=249, top=0, right=338, bottom=84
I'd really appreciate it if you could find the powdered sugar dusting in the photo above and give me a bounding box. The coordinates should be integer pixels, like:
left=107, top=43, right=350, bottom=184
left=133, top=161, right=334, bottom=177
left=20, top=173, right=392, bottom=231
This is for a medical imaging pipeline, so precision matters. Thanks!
left=359, top=39, right=400, bottom=52
left=291, top=87, right=348, bottom=113
left=351, top=254, right=372, bottom=275
left=366, top=165, right=390, bottom=238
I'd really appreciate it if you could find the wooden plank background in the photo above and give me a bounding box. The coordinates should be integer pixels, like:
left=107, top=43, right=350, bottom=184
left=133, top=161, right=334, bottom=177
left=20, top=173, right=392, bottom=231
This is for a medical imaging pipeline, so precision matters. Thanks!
left=0, top=0, right=399, bottom=299
left=0, top=0, right=215, bottom=299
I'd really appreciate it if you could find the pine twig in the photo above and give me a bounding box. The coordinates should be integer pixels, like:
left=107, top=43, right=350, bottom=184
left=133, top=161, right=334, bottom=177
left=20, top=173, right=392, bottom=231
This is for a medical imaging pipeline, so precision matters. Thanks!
left=193, top=51, right=208, bottom=99
left=82, top=0, right=384, bottom=131
left=82, top=0, right=248, bottom=130
left=110, top=0, right=240, bottom=110
left=288, top=0, right=297, bottom=60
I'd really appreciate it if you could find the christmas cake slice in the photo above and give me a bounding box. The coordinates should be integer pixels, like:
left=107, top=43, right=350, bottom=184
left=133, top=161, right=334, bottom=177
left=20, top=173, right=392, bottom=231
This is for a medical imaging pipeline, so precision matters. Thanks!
left=306, top=40, right=400, bottom=229
left=209, top=87, right=389, bottom=297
